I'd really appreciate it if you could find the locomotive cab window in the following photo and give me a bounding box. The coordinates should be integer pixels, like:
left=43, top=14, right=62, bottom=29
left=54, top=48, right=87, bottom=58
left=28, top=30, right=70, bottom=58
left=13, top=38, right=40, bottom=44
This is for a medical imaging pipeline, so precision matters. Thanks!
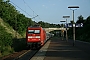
left=34, top=30, right=40, bottom=34
left=28, top=30, right=34, bottom=34
left=28, top=30, right=40, bottom=34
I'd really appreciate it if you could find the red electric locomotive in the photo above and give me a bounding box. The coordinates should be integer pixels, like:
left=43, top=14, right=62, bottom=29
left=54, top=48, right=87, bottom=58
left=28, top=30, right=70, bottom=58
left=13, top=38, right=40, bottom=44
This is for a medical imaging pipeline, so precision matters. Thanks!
left=26, top=25, right=46, bottom=48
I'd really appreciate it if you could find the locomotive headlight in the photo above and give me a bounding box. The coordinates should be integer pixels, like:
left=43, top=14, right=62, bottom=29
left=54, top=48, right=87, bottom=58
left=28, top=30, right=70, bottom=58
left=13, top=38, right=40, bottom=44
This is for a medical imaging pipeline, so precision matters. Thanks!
left=28, top=36, right=40, bottom=38
left=28, top=36, right=32, bottom=38
left=36, top=36, right=40, bottom=38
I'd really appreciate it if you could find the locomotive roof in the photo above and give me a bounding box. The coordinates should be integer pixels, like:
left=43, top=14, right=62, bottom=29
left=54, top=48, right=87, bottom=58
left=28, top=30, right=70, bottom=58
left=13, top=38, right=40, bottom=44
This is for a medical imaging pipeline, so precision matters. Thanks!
left=28, top=26, right=42, bottom=29
left=29, top=24, right=41, bottom=28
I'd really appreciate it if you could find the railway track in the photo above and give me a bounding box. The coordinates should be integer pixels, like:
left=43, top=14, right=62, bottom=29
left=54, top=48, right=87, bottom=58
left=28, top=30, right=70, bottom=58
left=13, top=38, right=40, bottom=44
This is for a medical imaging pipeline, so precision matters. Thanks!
left=14, top=50, right=39, bottom=60
left=1, top=48, right=40, bottom=60
left=17, top=39, right=50, bottom=60
left=1, top=50, right=28, bottom=60
left=1, top=39, right=50, bottom=60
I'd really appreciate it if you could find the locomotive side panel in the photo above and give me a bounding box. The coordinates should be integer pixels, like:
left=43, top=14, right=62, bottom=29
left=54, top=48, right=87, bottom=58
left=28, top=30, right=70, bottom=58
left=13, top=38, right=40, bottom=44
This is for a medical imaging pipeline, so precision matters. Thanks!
left=40, top=28, right=46, bottom=46
left=26, top=26, right=47, bottom=48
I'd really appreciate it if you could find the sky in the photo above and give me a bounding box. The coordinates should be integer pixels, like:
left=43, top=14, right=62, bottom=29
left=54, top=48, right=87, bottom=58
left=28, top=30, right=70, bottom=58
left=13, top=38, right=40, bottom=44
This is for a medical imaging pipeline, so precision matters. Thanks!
left=10, top=0, right=90, bottom=24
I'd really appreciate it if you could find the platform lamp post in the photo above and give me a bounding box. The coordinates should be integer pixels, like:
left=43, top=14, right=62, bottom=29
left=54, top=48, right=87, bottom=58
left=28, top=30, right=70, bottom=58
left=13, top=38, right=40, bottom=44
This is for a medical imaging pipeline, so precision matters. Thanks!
left=60, top=20, right=66, bottom=40
left=68, top=6, right=79, bottom=46
left=63, top=16, right=70, bottom=42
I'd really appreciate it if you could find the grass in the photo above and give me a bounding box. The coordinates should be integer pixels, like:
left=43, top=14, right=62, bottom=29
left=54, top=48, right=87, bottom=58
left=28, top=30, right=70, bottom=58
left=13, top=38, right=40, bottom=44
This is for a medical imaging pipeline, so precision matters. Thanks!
left=0, top=18, right=22, bottom=38
left=0, top=18, right=26, bottom=57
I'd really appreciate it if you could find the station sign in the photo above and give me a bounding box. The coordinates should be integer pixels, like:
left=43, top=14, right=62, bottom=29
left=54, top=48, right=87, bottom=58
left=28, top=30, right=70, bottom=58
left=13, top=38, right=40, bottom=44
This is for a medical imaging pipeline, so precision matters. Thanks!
left=64, top=23, right=72, bottom=27
left=64, top=23, right=83, bottom=28
left=75, top=23, right=83, bottom=27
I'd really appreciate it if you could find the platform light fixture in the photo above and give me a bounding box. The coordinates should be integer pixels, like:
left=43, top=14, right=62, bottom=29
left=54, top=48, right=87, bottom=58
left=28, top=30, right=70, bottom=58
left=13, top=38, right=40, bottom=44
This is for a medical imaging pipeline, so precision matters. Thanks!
left=63, top=16, right=70, bottom=42
left=68, top=6, right=79, bottom=46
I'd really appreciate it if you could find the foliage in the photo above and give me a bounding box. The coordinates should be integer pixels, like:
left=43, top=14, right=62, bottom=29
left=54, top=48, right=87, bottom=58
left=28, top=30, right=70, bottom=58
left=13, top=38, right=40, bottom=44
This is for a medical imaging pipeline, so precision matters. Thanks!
left=68, top=15, right=90, bottom=42
left=12, top=38, right=26, bottom=52
left=0, top=25, right=13, bottom=57
left=0, top=25, right=13, bottom=46
left=38, top=21, right=61, bottom=28
left=0, top=0, right=34, bottom=36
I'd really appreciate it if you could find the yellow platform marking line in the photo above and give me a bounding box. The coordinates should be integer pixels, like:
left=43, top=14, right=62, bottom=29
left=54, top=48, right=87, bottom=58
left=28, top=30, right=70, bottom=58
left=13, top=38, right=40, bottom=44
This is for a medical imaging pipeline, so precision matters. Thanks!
left=18, top=50, right=31, bottom=58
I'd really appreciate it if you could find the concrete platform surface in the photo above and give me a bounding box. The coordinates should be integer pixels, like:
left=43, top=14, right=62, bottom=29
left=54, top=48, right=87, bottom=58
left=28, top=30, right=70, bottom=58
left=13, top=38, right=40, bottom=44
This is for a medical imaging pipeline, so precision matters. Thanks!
left=44, top=37, right=90, bottom=60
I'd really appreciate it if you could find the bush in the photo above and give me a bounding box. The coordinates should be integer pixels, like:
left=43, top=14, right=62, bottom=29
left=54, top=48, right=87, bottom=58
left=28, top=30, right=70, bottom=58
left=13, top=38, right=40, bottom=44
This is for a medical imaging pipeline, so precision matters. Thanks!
left=0, top=26, right=13, bottom=46
left=0, top=25, right=13, bottom=57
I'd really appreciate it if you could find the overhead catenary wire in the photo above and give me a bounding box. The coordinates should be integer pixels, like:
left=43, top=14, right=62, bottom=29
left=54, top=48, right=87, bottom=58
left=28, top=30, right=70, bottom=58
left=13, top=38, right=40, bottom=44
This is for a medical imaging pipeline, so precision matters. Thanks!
left=22, top=0, right=41, bottom=20
left=10, top=0, right=41, bottom=23
left=10, top=1, right=32, bottom=18
left=23, top=0, right=36, bottom=15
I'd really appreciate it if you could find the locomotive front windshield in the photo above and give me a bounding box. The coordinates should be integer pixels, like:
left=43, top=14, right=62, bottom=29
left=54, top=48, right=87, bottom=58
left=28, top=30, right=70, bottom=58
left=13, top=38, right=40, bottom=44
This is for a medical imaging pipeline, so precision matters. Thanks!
left=28, top=30, right=40, bottom=34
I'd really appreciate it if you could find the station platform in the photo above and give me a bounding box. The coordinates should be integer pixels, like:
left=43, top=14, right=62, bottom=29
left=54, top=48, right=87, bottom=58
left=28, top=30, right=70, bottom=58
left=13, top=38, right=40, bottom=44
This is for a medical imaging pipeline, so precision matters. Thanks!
left=31, top=37, right=90, bottom=60
left=44, top=37, right=90, bottom=60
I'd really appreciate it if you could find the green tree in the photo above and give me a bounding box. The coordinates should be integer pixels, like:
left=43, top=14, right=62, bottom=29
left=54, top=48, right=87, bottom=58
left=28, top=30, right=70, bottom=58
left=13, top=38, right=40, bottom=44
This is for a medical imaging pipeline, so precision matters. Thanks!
left=76, top=15, right=85, bottom=23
